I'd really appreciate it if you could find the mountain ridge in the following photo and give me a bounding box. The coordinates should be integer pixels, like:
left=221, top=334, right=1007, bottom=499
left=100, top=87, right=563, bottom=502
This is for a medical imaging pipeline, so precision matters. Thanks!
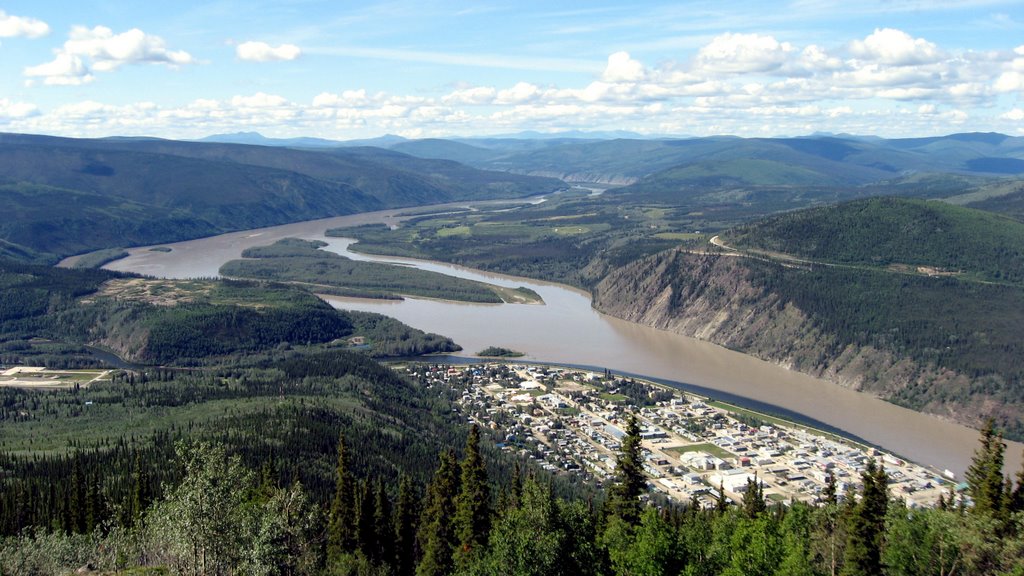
left=0, top=132, right=564, bottom=263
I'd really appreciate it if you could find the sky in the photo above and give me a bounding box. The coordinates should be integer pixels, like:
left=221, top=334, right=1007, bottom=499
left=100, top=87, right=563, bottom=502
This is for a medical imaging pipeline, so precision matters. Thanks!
left=1, top=0, right=1023, bottom=140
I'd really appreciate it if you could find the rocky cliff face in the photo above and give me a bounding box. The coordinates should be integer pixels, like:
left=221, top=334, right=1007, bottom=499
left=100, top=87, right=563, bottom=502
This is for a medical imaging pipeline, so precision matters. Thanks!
left=513, top=170, right=639, bottom=186
left=592, top=249, right=1002, bottom=430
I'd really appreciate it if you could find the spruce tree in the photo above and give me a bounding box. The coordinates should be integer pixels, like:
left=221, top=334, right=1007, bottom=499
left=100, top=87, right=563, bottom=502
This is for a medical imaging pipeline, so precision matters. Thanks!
left=130, top=453, right=151, bottom=527
left=841, top=459, right=888, bottom=576
left=607, top=415, right=646, bottom=525
left=454, top=424, right=490, bottom=567
left=394, top=475, right=420, bottom=576
left=965, top=419, right=1008, bottom=523
left=69, top=458, right=86, bottom=534
left=742, top=473, right=767, bottom=518
left=374, top=480, right=395, bottom=568
left=823, top=472, right=838, bottom=506
left=417, top=449, right=460, bottom=576
left=85, top=470, right=105, bottom=533
left=357, top=478, right=376, bottom=561
left=327, top=432, right=357, bottom=562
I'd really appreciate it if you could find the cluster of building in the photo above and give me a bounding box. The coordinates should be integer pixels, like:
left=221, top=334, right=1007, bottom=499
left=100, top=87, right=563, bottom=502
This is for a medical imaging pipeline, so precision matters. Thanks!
left=405, top=363, right=952, bottom=509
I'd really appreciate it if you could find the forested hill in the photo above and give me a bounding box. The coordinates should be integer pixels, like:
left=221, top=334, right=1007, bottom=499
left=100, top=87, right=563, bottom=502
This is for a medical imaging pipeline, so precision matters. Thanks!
left=594, top=198, right=1024, bottom=439
left=0, top=133, right=564, bottom=264
left=722, top=197, right=1024, bottom=284
left=0, top=258, right=458, bottom=366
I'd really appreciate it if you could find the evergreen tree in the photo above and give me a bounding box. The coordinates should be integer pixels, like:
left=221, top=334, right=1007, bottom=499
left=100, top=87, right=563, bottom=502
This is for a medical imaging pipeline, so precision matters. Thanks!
left=455, top=424, right=490, bottom=567
left=715, top=481, right=728, bottom=514
left=356, top=478, right=376, bottom=561
left=841, top=459, right=888, bottom=576
left=130, top=453, right=152, bottom=527
left=742, top=473, right=767, bottom=518
left=327, top=432, right=357, bottom=562
left=823, top=472, right=838, bottom=506
left=417, top=449, right=460, bottom=576
left=607, top=415, right=646, bottom=525
left=374, top=480, right=395, bottom=568
left=68, top=458, right=86, bottom=534
left=394, top=475, right=420, bottom=576
left=965, top=418, right=1008, bottom=525
left=85, top=469, right=105, bottom=533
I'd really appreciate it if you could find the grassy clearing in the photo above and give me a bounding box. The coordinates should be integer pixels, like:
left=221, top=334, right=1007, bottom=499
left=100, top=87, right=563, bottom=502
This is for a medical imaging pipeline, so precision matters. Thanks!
left=665, top=443, right=734, bottom=459
left=436, top=225, right=472, bottom=238
left=553, top=226, right=591, bottom=236
left=654, top=232, right=705, bottom=241
left=599, top=392, right=629, bottom=403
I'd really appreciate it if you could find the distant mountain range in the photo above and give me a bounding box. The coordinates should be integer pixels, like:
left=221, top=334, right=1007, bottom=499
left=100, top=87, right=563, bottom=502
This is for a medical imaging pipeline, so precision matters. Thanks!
left=202, top=130, right=1024, bottom=187
left=4, top=129, right=1024, bottom=264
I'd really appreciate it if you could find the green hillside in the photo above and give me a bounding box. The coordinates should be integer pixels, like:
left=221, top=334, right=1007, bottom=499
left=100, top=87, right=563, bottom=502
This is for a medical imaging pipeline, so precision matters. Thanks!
left=723, top=197, right=1024, bottom=284
left=595, top=196, right=1024, bottom=437
left=0, top=258, right=458, bottom=366
left=0, top=133, right=564, bottom=263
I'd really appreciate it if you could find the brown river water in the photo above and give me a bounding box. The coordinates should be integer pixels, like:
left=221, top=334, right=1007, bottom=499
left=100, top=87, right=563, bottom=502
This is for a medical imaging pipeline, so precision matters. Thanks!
left=92, top=204, right=1023, bottom=479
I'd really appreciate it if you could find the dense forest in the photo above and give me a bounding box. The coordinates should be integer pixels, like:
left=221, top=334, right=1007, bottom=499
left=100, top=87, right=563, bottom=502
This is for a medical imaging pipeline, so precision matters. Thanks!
left=723, top=197, right=1024, bottom=284
left=3, top=390, right=1024, bottom=575
left=220, top=238, right=506, bottom=303
left=0, top=134, right=564, bottom=265
left=0, top=258, right=459, bottom=367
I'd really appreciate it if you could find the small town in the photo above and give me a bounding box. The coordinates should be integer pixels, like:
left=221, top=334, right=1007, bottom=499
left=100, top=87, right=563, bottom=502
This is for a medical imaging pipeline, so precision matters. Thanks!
left=405, top=362, right=954, bottom=510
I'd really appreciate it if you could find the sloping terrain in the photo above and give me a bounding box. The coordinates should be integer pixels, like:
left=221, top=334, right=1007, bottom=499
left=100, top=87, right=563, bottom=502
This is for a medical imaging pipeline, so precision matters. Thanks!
left=0, top=258, right=458, bottom=366
left=594, top=198, right=1024, bottom=438
left=0, top=133, right=564, bottom=263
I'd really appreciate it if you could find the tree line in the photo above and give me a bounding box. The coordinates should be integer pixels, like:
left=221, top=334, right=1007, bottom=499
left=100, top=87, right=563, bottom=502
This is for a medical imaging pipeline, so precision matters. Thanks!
left=4, top=412, right=1024, bottom=574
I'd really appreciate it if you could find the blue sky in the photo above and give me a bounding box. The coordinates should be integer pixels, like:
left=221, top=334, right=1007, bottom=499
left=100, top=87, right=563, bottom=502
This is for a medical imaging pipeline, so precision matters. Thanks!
left=1, top=0, right=1023, bottom=139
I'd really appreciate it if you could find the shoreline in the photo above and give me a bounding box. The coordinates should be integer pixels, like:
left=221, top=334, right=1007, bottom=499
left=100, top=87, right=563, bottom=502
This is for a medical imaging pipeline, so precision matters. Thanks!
left=90, top=200, right=1020, bottom=478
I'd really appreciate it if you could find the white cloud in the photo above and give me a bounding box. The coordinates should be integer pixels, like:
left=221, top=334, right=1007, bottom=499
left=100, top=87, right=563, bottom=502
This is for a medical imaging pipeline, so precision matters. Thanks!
left=785, top=45, right=844, bottom=76
left=312, top=90, right=372, bottom=108
left=496, top=82, right=542, bottom=104
left=0, top=98, right=39, bottom=119
left=442, top=86, right=497, bottom=105
left=995, top=71, right=1024, bottom=92
left=694, top=33, right=794, bottom=74
left=236, top=41, right=301, bottom=62
left=24, top=54, right=94, bottom=86
left=9, top=31, right=1024, bottom=139
left=231, top=93, right=289, bottom=108
left=602, top=51, right=646, bottom=82
left=24, top=25, right=193, bottom=85
left=0, top=10, right=49, bottom=38
left=849, top=28, right=942, bottom=66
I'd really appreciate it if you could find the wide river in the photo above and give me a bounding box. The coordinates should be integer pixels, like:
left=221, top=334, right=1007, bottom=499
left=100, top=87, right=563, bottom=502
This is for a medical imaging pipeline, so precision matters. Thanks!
left=100, top=203, right=1022, bottom=478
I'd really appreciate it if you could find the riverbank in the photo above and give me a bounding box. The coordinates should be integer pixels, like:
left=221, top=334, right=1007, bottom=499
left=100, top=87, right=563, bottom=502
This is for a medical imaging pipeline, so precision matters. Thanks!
left=96, top=203, right=1021, bottom=478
